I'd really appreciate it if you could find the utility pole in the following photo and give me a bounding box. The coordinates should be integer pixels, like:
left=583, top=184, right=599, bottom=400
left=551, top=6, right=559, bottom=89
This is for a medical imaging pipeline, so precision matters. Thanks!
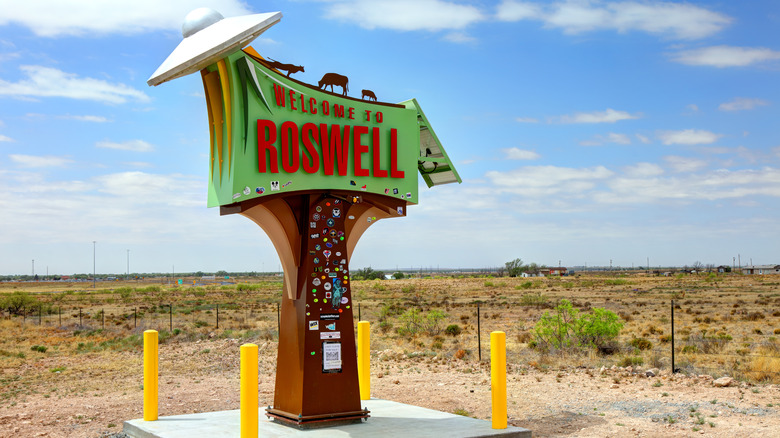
left=32, top=259, right=34, bottom=277
left=93, top=241, right=96, bottom=288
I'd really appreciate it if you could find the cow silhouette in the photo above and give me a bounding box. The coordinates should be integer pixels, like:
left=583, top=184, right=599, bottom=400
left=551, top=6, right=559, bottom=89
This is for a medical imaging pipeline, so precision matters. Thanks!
left=318, top=73, right=349, bottom=96
left=361, top=89, right=377, bottom=101
left=266, top=58, right=304, bottom=77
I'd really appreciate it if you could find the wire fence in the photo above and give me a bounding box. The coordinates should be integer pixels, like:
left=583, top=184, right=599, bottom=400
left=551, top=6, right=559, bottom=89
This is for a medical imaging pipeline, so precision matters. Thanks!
left=6, top=299, right=779, bottom=382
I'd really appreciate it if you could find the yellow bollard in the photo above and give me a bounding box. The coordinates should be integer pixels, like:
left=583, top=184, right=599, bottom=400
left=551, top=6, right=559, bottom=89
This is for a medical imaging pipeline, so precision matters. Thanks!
left=357, top=321, right=370, bottom=400
left=143, top=330, right=158, bottom=421
left=491, top=331, right=507, bottom=429
left=240, top=343, right=259, bottom=438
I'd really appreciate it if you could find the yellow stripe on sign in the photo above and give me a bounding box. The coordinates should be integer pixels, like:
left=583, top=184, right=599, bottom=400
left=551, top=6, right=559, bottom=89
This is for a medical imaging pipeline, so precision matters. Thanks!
left=217, top=59, right=232, bottom=178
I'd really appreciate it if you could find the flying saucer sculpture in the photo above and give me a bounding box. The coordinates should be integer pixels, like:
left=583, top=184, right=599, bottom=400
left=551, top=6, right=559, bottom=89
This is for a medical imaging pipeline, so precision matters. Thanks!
left=148, top=8, right=460, bottom=427
left=147, top=8, right=282, bottom=86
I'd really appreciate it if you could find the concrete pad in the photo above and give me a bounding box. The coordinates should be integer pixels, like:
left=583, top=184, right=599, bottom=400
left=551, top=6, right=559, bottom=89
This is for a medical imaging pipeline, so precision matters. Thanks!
left=124, top=399, right=531, bottom=438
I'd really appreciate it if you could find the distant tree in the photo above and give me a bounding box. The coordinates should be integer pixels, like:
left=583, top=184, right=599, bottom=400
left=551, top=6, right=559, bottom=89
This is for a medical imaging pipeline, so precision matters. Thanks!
left=505, top=258, right=524, bottom=277
left=392, top=271, right=405, bottom=279
left=356, top=267, right=385, bottom=280
left=525, top=263, right=540, bottom=275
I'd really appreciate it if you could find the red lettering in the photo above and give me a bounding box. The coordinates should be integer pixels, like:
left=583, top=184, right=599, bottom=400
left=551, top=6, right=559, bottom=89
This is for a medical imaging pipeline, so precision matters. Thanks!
left=322, top=100, right=330, bottom=115
left=371, top=127, right=387, bottom=178
left=319, top=124, right=350, bottom=176
left=288, top=90, right=297, bottom=111
left=309, top=97, right=317, bottom=115
left=257, top=119, right=279, bottom=173
left=280, top=121, right=299, bottom=173
left=376, top=111, right=383, bottom=123
left=301, top=123, right=320, bottom=174
left=272, top=84, right=285, bottom=107
left=390, top=128, right=404, bottom=178
left=365, top=110, right=372, bottom=121
left=333, top=104, right=344, bottom=118
left=353, top=126, right=369, bottom=177
left=348, top=107, right=355, bottom=120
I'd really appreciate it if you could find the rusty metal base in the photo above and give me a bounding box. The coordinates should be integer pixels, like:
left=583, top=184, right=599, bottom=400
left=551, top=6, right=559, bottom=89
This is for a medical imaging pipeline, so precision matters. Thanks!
left=265, top=407, right=370, bottom=429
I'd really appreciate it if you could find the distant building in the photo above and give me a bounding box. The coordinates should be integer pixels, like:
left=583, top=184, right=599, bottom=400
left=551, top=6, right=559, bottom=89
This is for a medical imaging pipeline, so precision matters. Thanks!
left=716, top=266, right=731, bottom=273
left=741, top=265, right=780, bottom=275
left=540, top=267, right=567, bottom=277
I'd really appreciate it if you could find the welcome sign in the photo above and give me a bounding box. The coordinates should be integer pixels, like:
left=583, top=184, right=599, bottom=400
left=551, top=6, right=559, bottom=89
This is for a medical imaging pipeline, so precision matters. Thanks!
left=201, top=49, right=422, bottom=208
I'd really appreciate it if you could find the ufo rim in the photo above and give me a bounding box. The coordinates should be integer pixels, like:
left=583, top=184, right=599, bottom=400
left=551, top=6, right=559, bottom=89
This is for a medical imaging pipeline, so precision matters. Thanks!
left=148, top=11, right=282, bottom=87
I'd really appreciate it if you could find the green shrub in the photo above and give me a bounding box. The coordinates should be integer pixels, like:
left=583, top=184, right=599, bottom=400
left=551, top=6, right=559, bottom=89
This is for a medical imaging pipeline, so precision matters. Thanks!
left=533, top=299, right=622, bottom=351
left=445, top=324, right=462, bottom=336
left=520, top=293, right=548, bottom=306
left=30, top=345, right=47, bottom=353
left=629, top=338, right=653, bottom=351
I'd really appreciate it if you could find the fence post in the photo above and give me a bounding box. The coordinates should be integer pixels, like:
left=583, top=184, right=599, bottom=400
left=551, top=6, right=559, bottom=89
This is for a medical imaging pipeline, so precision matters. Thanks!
left=143, top=330, right=158, bottom=421
left=58, top=306, right=61, bottom=326
left=358, top=303, right=361, bottom=321
left=216, top=304, right=219, bottom=329
left=169, top=304, right=172, bottom=333
left=79, top=308, right=82, bottom=326
left=477, top=304, right=482, bottom=361
left=134, top=308, right=137, bottom=329
left=240, top=343, right=258, bottom=437
left=358, top=321, right=370, bottom=400
left=102, top=309, right=105, bottom=330
left=491, top=331, right=507, bottom=429
left=671, top=299, right=675, bottom=374
left=39, top=305, right=42, bottom=325
left=23, top=306, right=25, bottom=324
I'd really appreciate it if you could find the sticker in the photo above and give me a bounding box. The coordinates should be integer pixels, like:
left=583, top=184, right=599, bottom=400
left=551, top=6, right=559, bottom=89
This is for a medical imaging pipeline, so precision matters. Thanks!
left=309, top=250, right=316, bottom=255
left=256, top=187, right=265, bottom=194
left=341, top=297, right=349, bottom=304
left=367, top=217, right=372, bottom=223
left=350, top=196, right=360, bottom=203
left=322, top=228, right=329, bottom=234
left=314, top=258, right=320, bottom=264
left=406, top=193, right=412, bottom=198
left=393, top=188, right=399, bottom=195
left=320, top=313, right=340, bottom=320
left=312, top=278, right=321, bottom=286
left=350, top=180, right=356, bottom=186
left=308, top=321, right=319, bottom=330
left=325, top=291, right=332, bottom=298
left=316, top=206, right=322, bottom=212
left=332, top=208, right=341, bottom=218
left=320, top=331, right=341, bottom=340
left=336, top=252, right=342, bottom=256
left=397, top=206, right=404, bottom=215
left=270, top=181, right=280, bottom=191
left=326, top=242, right=333, bottom=248
left=384, top=188, right=389, bottom=194
left=324, top=282, right=332, bottom=291
left=322, top=342, right=342, bottom=372
left=232, top=193, right=241, bottom=199
left=334, top=199, right=341, bottom=204
left=361, top=185, right=367, bottom=191
left=328, top=272, right=338, bottom=278
left=326, top=202, right=331, bottom=207
left=325, top=323, right=336, bottom=330
left=327, top=218, right=335, bottom=227
left=310, top=234, right=320, bottom=239
left=243, top=186, right=251, bottom=195
left=337, top=231, right=345, bottom=237
left=313, top=213, right=320, bottom=221
left=323, top=250, right=331, bottom=259
left=282, top=181, right=292, bottom=188
left=348, top=215, right=355, bottom=220
left=310, top=221, right=317, bottom=228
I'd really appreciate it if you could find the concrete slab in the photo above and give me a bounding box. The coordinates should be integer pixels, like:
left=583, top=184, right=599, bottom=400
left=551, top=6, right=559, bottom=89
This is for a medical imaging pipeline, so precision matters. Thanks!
left=124, top=399, right=531, bottom=438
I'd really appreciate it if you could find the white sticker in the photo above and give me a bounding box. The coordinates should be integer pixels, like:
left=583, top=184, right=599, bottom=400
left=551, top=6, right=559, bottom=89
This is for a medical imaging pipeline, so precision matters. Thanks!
left=320, top=332, right=341, bottom=340
left=308, top=321, right=319, bottom=330
left=323, top=342, right=342, bottom=371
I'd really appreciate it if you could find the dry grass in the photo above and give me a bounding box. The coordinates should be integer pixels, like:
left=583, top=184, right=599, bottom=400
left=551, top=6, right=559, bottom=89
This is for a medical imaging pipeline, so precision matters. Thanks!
left=1, top=271, right=779, bottom=408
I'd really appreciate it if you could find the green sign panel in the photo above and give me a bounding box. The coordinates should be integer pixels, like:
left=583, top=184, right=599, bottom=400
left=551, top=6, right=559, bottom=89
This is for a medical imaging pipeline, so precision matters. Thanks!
left=202, top=51, right=422, bottom=208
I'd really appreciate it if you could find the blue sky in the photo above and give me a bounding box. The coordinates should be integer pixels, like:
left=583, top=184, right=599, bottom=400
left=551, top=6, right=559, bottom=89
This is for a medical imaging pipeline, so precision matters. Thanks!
left=1, top=0, right=779, bottom=275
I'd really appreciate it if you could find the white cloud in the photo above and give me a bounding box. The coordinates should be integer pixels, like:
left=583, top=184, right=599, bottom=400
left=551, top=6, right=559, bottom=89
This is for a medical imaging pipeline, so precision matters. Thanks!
left=580, top=132, right=631, bottom=146
left=718, top=97, right=769, bottom=112
left=325, top=0, right=484, bottom=32
left=96, top=140, right=154, bottom=152
left=9, top=154, right=73, bottom=168
left=61, top=115, right=111, bottom=122
left=515, top=117, right=539, bottom=123
left=0, top=134, right=13, bottom=142
left=495, top=1, right=730, bottom=40
left=658, top=129, right=722, bottom=145
left=635, top=134, right=651, bottom=144
left=0, top=0, right=252, bottom=37
left=503, top=147, right=540, bottom=160
left=624, top=162, right=664, bottom=177
left=485, top=165, right=613, bottom=196
left=672, top=45, right=780, bottom=68
left=0, top=66, right=149, bottom=104
left=686, top=104, right=699, bottom=112
left=557, top=108, right=639, bottom=124
left=664, top=155, right=707, bottom=173
left=443, top=32, right=476, bottom=43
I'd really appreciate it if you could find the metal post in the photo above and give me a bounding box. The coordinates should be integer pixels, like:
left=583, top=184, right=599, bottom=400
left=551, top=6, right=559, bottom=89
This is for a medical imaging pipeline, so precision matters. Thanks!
left=143, top=330, right=158, bottom=421
left=491, top=331, right=507, bottom=429
left=59, top=306, right=61, bottom=326
left=169, top=304, right=172, bottom=333
left=134, top=308, right=137, bottom=328
left=240, top=343, right=259, bottom=437
left=671, top=299, right=675, bottom=374
left=39, top=305, right=42, bottom=325
left=216, top=304, right=219, bottom=329
left=477, top=304, right=482, bottom=361
left=358, top=321, right=370, bottom=400
left=358, top=303, right=361, bottom=321
left=102, top=309, right=105, bottom=330
left=79, top=308, right=82, bottom=326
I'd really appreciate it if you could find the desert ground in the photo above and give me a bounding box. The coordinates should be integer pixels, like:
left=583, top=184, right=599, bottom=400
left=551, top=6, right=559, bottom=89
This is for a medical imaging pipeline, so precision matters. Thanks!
left=0, top=272, right=778, bottom=437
